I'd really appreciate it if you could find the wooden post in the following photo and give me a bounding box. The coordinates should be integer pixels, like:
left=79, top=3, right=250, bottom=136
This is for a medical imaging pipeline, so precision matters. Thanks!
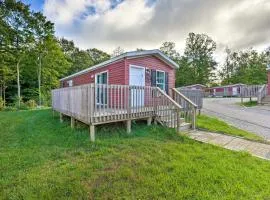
left=147, top=117, right=152, bottom=126
left=90, top=125, right=95, bottom=142
left=126, top=120, right=131, bottom=134
left=60, top=113, right=63, bottom=123
left=52, top=109, right=55, bottom=117
left=71, top=117, right=75, bottom=128
left=192, top=108, right=196, bottom=130
left=176, top=110, right=181, bottom=132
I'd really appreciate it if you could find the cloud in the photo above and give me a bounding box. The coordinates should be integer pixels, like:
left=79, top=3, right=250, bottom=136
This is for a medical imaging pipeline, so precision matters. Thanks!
left=43, top=0, right=270, bottom=60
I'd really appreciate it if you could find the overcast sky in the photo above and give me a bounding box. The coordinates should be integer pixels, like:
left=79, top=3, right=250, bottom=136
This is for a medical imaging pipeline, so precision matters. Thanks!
left=23, top=0, right=270, bottom=64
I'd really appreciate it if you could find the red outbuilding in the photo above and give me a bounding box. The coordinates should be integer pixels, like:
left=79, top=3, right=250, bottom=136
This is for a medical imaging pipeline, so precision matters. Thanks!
left=209, top=84, right=246, bottom=97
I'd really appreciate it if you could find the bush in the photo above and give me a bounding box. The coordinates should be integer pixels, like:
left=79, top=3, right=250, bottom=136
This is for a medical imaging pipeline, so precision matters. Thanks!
left=3, top=106, right=16, bottom=112
left=25, top=99, right=37, bottom=109
left=0, top=97, right=4, bottom=111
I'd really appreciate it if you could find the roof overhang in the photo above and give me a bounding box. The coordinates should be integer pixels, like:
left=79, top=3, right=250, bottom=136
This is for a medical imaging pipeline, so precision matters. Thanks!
left=60, top=49, right=179, bottom=81
left=211, top=83, right=246, bottom=89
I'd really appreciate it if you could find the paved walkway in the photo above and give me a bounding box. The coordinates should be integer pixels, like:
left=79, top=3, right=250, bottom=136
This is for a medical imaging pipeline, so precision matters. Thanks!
left=189, top=131, right=270, bottom=160
left=203, top=98, right=270, bottom=140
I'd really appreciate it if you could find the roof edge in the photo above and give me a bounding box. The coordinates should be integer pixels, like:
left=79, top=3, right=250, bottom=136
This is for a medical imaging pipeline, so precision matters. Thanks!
left=60, top=49, right=179, bottom=81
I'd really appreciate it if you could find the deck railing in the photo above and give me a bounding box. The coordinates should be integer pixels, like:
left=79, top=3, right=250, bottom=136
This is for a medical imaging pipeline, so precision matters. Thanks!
left=175, top=88, right=203, bottom=110
left=258, top=84, right=268, bottom=104
left=52, top=84, right=157, bottom=125
left=52, top=84, right=198, bottom=133
left=172, top=88, right=197, bottom=129
left=155, top=88, right=183, bottom=131
left=240, top=85, right=262, bottom=98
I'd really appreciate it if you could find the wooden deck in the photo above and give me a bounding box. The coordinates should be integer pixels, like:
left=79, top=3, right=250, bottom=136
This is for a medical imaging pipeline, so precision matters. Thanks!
left=52, top=84, right=198, bottom=141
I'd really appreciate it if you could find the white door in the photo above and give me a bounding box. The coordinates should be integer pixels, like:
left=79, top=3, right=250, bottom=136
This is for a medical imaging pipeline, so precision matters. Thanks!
left=129, top=66, right=145, bottom=107
left=232, top=87, right=238, bottom=96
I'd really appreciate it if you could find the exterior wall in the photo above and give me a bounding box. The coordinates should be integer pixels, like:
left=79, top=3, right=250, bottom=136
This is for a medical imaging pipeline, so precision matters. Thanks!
left=210, top=86, right=242, bottom=97
left=268, top=70, right=270, bottom=95
left=61, top=60, right=125, bottom=87
left=60, top=56, right=176, bottom=108
left=185, top=86, right=205, bottom=90
left=125, top=55, right=175, bottom=90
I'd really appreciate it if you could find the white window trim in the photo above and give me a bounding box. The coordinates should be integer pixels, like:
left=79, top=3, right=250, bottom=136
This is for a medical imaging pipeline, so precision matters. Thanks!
left=95, top=70, right=109, bottom=106
left=67, top=80, right=73, bottom=87
left=156, top=70, right=165, bottom=90
left=95, top=70, right=108, bottom=84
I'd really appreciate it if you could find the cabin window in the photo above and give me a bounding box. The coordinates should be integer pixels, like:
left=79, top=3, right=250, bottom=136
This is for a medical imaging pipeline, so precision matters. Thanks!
left=156, top=70, right=165, bottom=90
left=95, top=71, right=108, bottom=105
left=67, top=80, right=73, bottom=87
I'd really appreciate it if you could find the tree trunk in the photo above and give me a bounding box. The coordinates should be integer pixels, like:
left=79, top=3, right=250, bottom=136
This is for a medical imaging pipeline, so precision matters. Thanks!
left=38, top=55, right=42, bottom=106
left=16, top=60, right=21, bottom=107
left=3, top=83, right=6, bottom=107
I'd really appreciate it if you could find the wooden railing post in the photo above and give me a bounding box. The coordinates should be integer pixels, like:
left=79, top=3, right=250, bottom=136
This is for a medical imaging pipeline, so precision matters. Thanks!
left=192, top=107, right=196, bottom=130
left=176, top=109, right=181, bottom=132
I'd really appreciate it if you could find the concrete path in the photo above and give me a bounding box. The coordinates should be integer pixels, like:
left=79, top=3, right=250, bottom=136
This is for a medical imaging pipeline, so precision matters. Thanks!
left=189, top=131, right=270, bottom=160
left=203, top=98, right=270, bottom=140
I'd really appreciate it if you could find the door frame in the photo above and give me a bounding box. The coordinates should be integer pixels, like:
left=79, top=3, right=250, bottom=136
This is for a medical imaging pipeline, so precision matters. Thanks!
left=95, top=70, right=108, bottom=106
left=129, top=65, right=145, bottom=107
left=129, top=65, right=145, bottom=86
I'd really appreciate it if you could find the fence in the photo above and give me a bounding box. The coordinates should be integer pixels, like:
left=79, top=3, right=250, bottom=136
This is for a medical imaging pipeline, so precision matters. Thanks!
left=174, top=88, right=203, bottom=110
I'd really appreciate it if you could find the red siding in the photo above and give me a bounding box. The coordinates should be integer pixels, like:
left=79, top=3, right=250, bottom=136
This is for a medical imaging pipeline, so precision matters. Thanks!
left=268, top=70, right=270, bottom=95
left=125, top=56, right=175, bottom=89
left=61, top=55, right=176, bottom=89
left=60, top=55, right=176, bottom=108
left=62, top=60, right=125, bottom=87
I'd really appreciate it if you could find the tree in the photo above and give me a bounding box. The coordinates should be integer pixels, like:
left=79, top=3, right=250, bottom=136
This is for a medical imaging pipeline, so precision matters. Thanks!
left=30, top=11, right=54, bottom=106
left=59, top=38, right=95, bottom=74
left=219, top=48, right=267, bottom=85
left=39, top=37, right=70, bottom=105
left=181, top=33, right=217, bottom=85
left=1, top=0, right=33, bottom=107
left=87, top=48, right=110, bottom=65
left=160, top=42, right=180, bottom=60
left=0, top=65, right=15, bottom=106
left=111, top=46, right=124, bottom=57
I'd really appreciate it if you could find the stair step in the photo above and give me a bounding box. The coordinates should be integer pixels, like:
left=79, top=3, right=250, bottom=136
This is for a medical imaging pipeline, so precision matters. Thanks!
left=161, top=117, right=184, bottom=122
left=166, top=122, right=191, bottom=131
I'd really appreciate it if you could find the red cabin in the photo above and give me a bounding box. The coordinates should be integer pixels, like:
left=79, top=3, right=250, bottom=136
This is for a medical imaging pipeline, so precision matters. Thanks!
left=60, top=50, right=178, bottom=104
left=209, top=84, right=246, bottom=97
left=61, top=50, right=177, bottom=90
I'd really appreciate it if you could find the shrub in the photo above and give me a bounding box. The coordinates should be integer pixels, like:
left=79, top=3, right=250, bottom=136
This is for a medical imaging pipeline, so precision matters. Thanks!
left=3, top=106, right=16, bottom=112
left=25, top=99, right=37, bottom=109
left=0, top=97, right=4, bottom=111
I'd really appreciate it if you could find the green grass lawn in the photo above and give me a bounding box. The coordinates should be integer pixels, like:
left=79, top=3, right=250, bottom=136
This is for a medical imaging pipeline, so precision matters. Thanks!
left=197, top=115, right=264, bottom=142
left=1, top=109, right=270, bottom=199
left=237, top=100, right=258, bottom=107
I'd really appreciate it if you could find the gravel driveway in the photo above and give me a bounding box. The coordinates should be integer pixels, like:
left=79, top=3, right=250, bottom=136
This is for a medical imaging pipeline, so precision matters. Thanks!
left=202, top=98, right=270, bottom=140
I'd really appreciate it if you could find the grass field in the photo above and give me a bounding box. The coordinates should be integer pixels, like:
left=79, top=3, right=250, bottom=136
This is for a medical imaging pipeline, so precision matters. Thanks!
left=237, top=100, right=258, bottom=107
left=197, top=115, right=265, bottom=142
left=1, top=109, right=270, bottom=199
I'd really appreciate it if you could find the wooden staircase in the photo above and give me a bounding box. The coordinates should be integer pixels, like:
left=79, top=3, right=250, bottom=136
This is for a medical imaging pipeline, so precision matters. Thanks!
left=261, top=95, right=270, bottom=105
left=154, top=88, right=197, bottom=131
left=156, top=109, right=192, bottom=131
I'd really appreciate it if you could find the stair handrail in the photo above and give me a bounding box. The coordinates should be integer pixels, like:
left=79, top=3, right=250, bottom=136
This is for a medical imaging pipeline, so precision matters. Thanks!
left=172, top=88, right=198, bottom=108
left=172, top=88, right=197, bottom=129
left=258, top=84, right=267, bottom=104
left=156, top=87, right=183, bottom=110
left=155, top=87, right=183, bottom=131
